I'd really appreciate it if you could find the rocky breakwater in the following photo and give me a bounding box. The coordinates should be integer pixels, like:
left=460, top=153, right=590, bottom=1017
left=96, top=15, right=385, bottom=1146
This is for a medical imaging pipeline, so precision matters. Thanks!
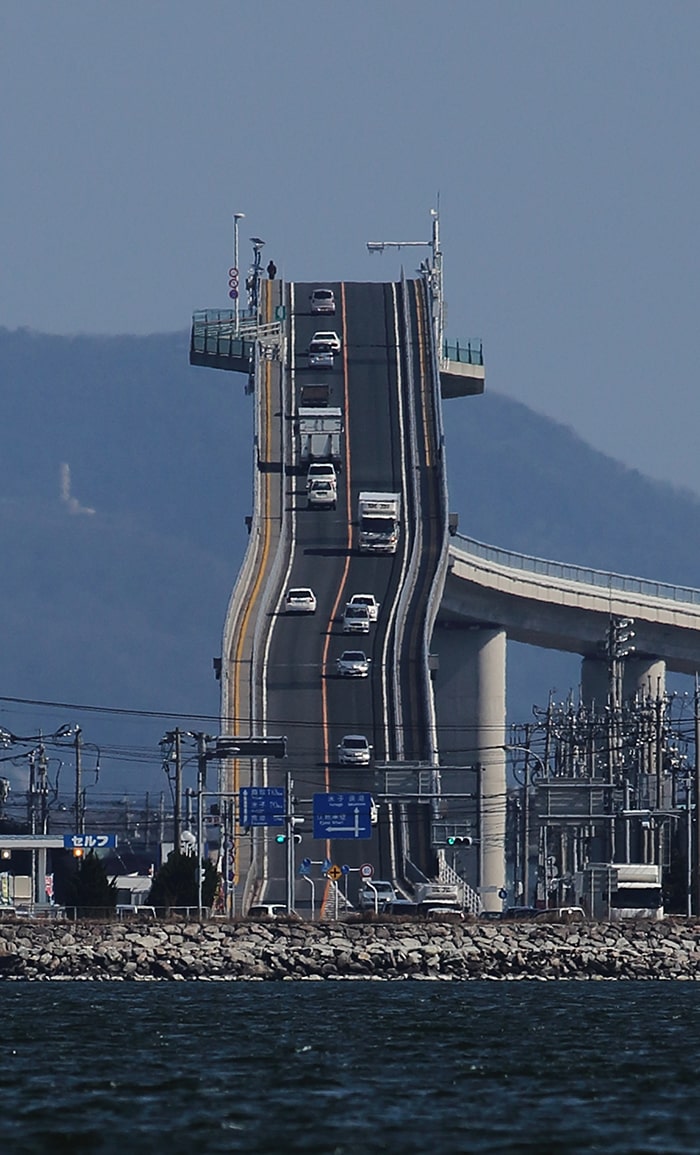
left=2, top=917, right=700, bottom=980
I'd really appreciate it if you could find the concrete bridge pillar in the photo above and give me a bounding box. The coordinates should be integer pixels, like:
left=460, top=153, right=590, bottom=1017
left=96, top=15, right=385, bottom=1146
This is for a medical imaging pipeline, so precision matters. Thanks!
left=581, top=656, right=666, bottom=705
left=434, top=624, right=506, bottom=911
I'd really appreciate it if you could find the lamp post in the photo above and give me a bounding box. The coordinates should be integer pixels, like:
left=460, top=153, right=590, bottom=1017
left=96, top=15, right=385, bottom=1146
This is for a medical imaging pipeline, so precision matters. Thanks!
left=233, top=211, right=245, bottom=333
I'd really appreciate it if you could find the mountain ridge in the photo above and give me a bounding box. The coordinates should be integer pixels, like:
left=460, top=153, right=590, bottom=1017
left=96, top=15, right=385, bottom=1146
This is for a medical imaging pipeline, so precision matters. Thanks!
left=1, top=325, right=697, bottom=791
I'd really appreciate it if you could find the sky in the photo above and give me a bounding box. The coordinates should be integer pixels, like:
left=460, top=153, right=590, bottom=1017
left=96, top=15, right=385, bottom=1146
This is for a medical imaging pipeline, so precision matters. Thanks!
left=2, top=0, right=700, bottom=500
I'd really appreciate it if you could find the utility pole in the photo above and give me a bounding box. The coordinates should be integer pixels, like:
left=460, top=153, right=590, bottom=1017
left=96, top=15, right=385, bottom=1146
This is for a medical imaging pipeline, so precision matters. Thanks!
left=195, top=731, right=210, bottom=919
left=173, top=728, right=182, bottom=852
left=74, top=727, right=84, bottom=835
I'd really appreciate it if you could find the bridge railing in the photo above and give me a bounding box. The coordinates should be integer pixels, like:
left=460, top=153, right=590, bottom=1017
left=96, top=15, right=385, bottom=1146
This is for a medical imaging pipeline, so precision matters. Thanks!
left=453, top=533, right=700, bottom=607
left=442, top=339, right=484, bottom=366
left=190, top=308, right=258, bottom=361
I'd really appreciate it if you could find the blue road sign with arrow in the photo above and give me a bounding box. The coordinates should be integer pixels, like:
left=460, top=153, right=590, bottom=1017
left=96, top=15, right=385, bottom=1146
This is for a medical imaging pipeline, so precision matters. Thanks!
left=313, top=793, right=372, bottom=840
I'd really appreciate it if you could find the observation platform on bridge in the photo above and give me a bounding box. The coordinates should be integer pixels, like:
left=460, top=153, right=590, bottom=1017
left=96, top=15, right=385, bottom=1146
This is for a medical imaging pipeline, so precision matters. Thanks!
left=440, top=339, right=485, bottom=398
left=189, top=309, right=257, bottom=373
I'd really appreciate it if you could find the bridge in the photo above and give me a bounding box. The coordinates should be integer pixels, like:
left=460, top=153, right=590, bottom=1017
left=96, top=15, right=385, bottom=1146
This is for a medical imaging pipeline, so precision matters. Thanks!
left=191, top=241, right=700, bottom=916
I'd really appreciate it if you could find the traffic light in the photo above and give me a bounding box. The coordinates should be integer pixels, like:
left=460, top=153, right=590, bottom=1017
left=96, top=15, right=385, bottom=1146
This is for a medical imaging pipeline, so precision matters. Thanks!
left=275, top=832, right=302, bottom=844
left=607, top=616, right=635, bottom=659
left=447, top=835, right=473, bottom=846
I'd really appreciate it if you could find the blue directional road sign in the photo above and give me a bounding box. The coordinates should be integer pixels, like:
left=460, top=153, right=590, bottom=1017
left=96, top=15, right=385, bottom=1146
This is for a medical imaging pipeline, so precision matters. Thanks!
left=64, top=833, right=117, bottom=850
left=313, top=793, right=373, bottom=840
left=239, top=786, right=285, bottom=827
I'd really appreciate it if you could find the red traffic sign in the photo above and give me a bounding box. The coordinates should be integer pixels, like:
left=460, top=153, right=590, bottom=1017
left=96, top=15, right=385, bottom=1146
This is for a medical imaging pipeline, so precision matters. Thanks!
left=360, top=862, right=374, bottom=878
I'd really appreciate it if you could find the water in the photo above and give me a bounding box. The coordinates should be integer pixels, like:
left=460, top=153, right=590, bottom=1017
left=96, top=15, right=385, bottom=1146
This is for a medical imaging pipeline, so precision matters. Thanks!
left=2, top=980, right=700, bottom=1153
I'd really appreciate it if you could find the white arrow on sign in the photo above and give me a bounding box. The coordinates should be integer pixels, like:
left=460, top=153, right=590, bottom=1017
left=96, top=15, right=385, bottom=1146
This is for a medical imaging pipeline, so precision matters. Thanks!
left=321, top=808, right=367, bottom=836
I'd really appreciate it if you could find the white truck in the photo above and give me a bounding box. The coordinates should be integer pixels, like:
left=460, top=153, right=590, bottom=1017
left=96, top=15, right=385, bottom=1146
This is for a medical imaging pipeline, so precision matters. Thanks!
left=576, top=862, right=664, bottom=921
left=297, top=407, right=343, bottom=468
left=357, top=491, right=401, bottom=554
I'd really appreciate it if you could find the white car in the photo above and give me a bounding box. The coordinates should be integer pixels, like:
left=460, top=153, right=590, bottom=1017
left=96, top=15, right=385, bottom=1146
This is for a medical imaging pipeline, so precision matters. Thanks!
left=285, top=587, right=317, bottom=614
left=342, top=603, right=371, bottom=634
left=306, top=462, right=337, bottom=491
left=358, top=880, right=396, bottom=910
left=336, top=650, right=371, bottom=678
left=348, top=593, right=380, bottom=622
left=310, top=288, right=335, bottom=315
left=337, top=734, right=372, bottom=766
left=311, top=330, right=341, bottom=353
left=307, top=479, right=337, bottom=509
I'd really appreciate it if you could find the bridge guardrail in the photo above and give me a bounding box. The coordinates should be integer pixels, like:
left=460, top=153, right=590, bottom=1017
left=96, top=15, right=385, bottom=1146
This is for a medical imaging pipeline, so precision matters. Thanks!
left=452, top=533, right=700, bottom=607
left=442, top=339, right=484, bottom=366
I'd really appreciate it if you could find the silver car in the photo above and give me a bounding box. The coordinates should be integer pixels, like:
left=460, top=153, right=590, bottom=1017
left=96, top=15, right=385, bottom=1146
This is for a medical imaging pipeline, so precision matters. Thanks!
left=336, top=650, right=371, bottom=677
left=310, top=288, right=336, bottom=315
left=342, top=604, right=371, bottom=634
left=308, top=341, right=334, bottom=369
left=337, top=734, right=372, bottom=765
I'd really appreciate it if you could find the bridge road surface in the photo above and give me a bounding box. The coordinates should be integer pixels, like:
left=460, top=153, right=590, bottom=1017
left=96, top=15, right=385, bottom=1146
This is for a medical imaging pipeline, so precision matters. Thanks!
left=257, top=279, right=444, bottom=913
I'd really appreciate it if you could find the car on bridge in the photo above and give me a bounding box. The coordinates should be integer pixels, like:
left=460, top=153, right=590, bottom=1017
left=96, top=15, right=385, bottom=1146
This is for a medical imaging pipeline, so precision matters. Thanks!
left=310, top=288, right=335, bottom=315
left=307, top=478, right=337, bottom=509
left=285, top=588, right=317, bottom=614
left=310, top=330, right=341, bottom=353
left=336, top=650, right=371, bottom=677
left=337, top=734, right=372, bottom=766
left=308, top=341, right=335, bottom=369
left=342, top=603, right=371, bottom=634
left=306, top=462, right=337, bottom=490
left=348, top=593, right=380, bottom=621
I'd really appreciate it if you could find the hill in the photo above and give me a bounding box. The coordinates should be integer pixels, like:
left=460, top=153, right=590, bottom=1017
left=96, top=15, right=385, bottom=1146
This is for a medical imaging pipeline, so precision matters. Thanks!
left=0, top=326, right=697, bottom=795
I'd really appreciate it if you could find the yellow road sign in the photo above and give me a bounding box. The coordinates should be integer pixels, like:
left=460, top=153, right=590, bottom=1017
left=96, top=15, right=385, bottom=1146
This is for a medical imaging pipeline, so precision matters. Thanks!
left=327, top=864, right=342, bottom=881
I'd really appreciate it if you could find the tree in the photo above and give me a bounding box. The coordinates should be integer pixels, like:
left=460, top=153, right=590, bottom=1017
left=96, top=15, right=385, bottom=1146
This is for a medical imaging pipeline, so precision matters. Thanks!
left=65, top=850, right=117, bottom=918
left=147, top=851, right=218, bottom=914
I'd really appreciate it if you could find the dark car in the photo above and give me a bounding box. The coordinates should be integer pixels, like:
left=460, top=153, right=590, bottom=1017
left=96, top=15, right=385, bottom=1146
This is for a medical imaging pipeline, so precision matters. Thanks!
left=500, top=906, right=539, bottom=920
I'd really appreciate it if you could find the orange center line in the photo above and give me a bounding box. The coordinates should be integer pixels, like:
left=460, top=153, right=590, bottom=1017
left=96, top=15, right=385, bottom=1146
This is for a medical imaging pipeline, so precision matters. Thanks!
left=319, top=282, right=353, bottom=891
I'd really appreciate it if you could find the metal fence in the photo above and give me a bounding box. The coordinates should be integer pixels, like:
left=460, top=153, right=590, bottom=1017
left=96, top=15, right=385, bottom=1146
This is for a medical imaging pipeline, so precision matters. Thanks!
left=443, top=339, right=484, bottom=367
left=453, top=533, right=700, bottom=607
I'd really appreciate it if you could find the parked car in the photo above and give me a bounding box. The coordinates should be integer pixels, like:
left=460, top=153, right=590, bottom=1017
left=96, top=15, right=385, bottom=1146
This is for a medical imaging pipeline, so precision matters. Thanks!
left=308, top=341, right=335, bottom=369
left=306, top=462, right=337, bottom=490
left=348, top=593, right=380, bottom=621
left=337, top=734, right=372, bottom=766
left=247, top=904, right=286, bottom=919
left=310, top=288, right=336, bottom=315
left=285, top=588, right=317, bottom=614
left=336, top=649, right=371, bottom=678
left=310, top=330, right=341, bottom=353
left=534, top=906, right=585, bottom=923
left=342, top=603, right=371, bottom=634
left=247, top=904, right=301, bottom=920
left=358, top=880, right=396, bottom=910
left=307, top=478, right=337, bottom=509
left=500, top=906, right=539, bottom=920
